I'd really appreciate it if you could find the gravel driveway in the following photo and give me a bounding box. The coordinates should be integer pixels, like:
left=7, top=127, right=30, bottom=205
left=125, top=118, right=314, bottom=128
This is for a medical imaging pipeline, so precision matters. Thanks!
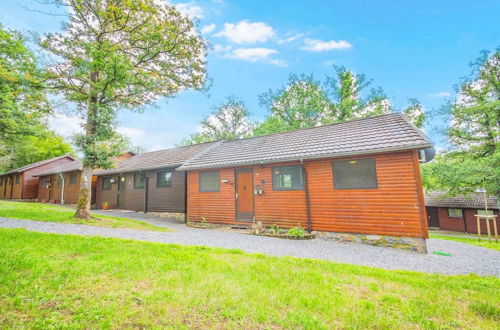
left=1, top=210, right=499, bottom=277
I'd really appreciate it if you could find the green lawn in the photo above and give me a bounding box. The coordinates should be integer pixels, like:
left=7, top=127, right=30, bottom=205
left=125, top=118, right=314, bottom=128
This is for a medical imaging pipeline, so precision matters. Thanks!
left=430, top=233, right=500, bottom=251
left=0, top=229, right=498, bottom=328
left=0, top=201, right=169, bottom=232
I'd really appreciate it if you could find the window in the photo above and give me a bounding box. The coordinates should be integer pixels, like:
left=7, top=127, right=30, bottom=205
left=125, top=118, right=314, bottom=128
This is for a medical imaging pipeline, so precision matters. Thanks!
left=272, top=165, right=304, bottom=191
left=477, top=209, right=494, bottom=216
left=69, top=174, right=78, bottom=185
left=447, top=208, right=463, bottom=218
left=102, top=177, right=112, bottom=190
left=40, top=177, right=50, bottom=188
left=134, top=174, right=145, bottom=189
left=157, top=171, right=172, bottom=188
left=15, top=175, right=20, bottom=184
left=55, top=176, right=62, bottom=186
left=333, top=158, right=378, bottom=190
left=199, top=171, right=220, bottom=192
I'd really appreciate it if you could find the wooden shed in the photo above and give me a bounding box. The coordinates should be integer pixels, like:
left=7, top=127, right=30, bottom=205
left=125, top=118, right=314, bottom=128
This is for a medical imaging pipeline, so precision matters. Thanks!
left=94, top=143, right=216, bottom=215
left=0, top=155, right=75, bottom=200
left=426, top=192, right=499, bottom=234
left=178, top=114, right=433, bottom=252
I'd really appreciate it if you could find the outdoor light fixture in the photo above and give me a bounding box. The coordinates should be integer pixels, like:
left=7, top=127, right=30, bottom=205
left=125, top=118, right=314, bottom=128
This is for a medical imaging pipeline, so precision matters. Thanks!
left=110, top=178, right=115, bottom=183
left=221, top=179, right=230, bottom=183
left=349, top=160, right=357, bottom=164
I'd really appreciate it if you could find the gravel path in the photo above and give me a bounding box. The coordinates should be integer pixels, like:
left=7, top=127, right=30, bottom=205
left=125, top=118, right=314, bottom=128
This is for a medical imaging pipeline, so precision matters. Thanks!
left=1, top=211, right=499, bottom=277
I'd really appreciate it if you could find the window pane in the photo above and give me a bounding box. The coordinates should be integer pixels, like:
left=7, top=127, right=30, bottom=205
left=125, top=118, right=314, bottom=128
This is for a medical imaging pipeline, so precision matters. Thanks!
left=199, top=171, right=220, bottom=192
left=477, top=209, right=494, bottom=216
left=70, top=174, right=78, bottom=185
left=156, top=171, right=172, bottom=187
left=448, top=208, right=463, bottom=218
left=272, top=165, right=304, bottom=191
left=102, top=177, right=112, bottom=190
left=333, top=158, right=378, bottom=189
left=134, top=174, right=145, bottom=189
left=15, top=175, right=20, bottom=184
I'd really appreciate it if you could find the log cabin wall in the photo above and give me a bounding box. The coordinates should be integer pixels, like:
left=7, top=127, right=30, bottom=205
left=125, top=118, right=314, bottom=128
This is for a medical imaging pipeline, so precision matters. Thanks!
left=21, top=157, right=75, bottom=199
left=187, top=150, right=428, bottom=238
left=96, top=175, right=119, bottom=208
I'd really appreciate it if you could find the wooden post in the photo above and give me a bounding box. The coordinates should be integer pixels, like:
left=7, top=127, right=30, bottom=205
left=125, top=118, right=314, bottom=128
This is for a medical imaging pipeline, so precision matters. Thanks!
left=486, top=217, right=492, bottom=242
left=476, top=215, right=481, bottom=242
left=492, top=216, right=498, bottom=243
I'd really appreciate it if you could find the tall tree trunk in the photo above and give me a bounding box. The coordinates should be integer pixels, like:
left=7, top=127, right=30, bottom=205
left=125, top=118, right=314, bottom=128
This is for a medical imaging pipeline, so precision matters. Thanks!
left=75, top=165, right=93, bottom=219
left=74, top=71, right=98, bottom=219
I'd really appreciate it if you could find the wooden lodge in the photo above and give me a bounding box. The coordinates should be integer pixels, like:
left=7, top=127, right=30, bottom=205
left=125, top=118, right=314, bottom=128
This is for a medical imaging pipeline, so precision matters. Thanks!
left=0, top=155, right=75, bottom=200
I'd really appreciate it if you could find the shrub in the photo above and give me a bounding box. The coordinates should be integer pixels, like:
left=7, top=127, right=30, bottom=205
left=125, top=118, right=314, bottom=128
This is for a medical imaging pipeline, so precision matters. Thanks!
left=288, top=224, right=305, bottom=237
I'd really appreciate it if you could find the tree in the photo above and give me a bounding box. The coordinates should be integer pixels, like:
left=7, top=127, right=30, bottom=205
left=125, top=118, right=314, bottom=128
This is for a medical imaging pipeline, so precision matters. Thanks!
left=402, top=98, right=426, bottom=128
left=421, top=49, right=500, bottom=200
left=324, top=66, right=391, bottom=123
left=40, top=0, right=207, bottom=218
left=9, top=131, right=74, bottom=169
left=255, top=67, right=393, bottom=136
left=448, top=49, right=499, bottom=157
left=255, top=74, right=331, bottom=135
left=0, top=24, right=52, bottom=169
left=181, top=96, right=254, bottom=145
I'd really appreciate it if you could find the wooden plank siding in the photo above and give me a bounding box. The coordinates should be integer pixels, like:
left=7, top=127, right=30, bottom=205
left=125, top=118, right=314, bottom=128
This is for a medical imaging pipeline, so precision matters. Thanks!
left=37, top=172, right=84, bottom=204
left=187, top=150, right=428, bottom=238
left=95, top=169, right=187, bottom=213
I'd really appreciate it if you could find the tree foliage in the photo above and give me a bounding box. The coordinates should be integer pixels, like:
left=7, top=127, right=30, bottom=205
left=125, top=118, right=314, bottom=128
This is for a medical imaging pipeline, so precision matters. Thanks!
left=422, top=49, right=500, bottom=199
left=181, top=96, right=254, bottom=145
left=40, top=0, right=207, bottom=218
left=254, top=67, right=395, bottom=135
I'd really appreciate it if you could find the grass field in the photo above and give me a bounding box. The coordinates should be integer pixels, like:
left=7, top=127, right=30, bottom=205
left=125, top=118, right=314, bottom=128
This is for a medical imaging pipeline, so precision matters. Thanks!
left=0, top=229, right=498, bottom=329
left=0, top=201, right=169, bottom=232
left=430, top=233, right=500, bottom=251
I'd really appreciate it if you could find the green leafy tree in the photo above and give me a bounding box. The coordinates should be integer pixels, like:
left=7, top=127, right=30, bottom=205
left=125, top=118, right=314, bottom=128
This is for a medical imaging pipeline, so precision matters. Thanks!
left=0, top=24, right=52, bottom=170
left=422, top=49, right=500, bottom=201
left=10, top=131, right=74, bottom=169
left=324, top=66, right=391, bottom=123
left=181, top=96, right=254, bottom=145
left=402, top=98, right=426, bottom=128
left=40, top=0, right=207, bottom=218
left=256, top=74, right=330, bottom=134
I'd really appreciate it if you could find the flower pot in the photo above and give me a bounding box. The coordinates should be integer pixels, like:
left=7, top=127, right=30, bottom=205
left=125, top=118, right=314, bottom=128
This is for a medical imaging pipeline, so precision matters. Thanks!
left=103, top=205, right=110, bottom=210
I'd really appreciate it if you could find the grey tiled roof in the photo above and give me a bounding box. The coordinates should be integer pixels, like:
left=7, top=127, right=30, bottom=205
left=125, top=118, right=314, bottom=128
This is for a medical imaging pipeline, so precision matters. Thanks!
left=425, top=192, right=499, bottom=210
left=94, top=142, right=217, bottom=176
left=0, top=155, right=75, bottom=176
left=178, top=113, right=432, bottom=171
left=34, top=160, right=83, bottom=177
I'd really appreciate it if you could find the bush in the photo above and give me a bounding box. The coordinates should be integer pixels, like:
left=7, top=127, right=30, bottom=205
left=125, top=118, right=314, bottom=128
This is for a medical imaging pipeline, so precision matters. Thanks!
left=288, top=225, right=305, bottom=237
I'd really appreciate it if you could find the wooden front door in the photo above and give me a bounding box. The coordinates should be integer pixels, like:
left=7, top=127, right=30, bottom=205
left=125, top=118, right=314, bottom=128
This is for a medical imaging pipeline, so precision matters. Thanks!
left=118, top=176, right=126, bottom=209
left=235, top=169, right=254, bottom=222
left=427, top=207, right=440, bottom=228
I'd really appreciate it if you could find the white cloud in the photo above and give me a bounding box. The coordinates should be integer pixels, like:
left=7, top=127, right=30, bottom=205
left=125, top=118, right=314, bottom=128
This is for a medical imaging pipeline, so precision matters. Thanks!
left=213, top=44, right=232, bottom=52
left=301, top=38, right=352, bottom=52
left=116, top=126, right=146, bottom=140
left=201, top=23, right=216, bottom=34
left=225, top=47, right=286, bottom=67
left=176, top=2, right=204, bottom=19
left=322, top=60, right=335, bottom=67
left=269, top=59, right=288, bottom=67
left=49, top=113, right=83, bottom=137
left=277, top=33, right=303, bottom=44
left=215, top=20, right=275, bottom=44
left=427, top=91, right=451, bottom=98
left=226, top=47, right=276, bottom=61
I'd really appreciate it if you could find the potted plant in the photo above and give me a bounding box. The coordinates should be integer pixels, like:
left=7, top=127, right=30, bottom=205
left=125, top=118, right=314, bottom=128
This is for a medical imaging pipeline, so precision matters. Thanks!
left=103, top=202, right=110, bottom=210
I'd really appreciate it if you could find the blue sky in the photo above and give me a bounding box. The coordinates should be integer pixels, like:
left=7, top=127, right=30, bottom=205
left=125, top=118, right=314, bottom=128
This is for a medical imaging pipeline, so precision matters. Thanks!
left=1, top=0, right=499, bottom=150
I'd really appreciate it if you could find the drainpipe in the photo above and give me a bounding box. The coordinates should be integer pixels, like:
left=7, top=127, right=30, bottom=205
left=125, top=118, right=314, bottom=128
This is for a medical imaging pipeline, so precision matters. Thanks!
left=301, top=159, right=312, bottom=232
left=59, top=173, right=65, bottom=204
left=144, top=173, right=149, bottom=213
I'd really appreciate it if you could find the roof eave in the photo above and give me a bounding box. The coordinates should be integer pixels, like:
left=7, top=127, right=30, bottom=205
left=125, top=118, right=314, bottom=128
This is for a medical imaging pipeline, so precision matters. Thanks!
left=94, top=163, right=183, bottom=176
left=177, top=143, right=433, bottom=171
